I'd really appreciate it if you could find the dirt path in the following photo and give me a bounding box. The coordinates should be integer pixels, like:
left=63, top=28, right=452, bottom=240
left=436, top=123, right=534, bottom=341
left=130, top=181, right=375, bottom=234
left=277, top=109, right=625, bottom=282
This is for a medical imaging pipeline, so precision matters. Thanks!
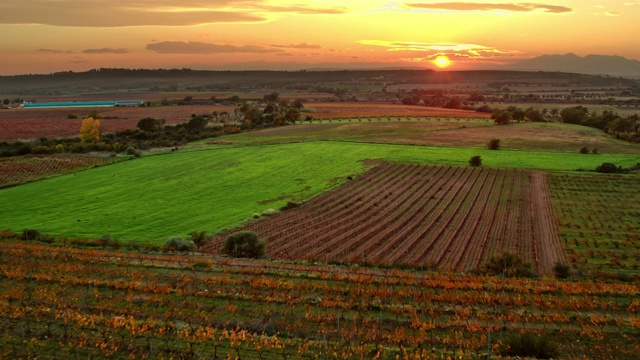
left=530, top=171, right=567, bottom=274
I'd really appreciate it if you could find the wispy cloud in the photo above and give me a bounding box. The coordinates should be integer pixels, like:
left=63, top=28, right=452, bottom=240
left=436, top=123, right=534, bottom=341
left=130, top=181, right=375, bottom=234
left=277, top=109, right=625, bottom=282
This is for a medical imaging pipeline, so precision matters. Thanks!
left=37, top=49, right=73, bottom=54
left=360, top=40, right=521, bottom=62
left=83, top=48, right=130, bottom=54
left=145, top=41, right=279, bottom=54
left=271, top=43, right=323, bottom=49
left=0, top=0, right=346, bottom=27
left=403, top=2, right=572, bottom=14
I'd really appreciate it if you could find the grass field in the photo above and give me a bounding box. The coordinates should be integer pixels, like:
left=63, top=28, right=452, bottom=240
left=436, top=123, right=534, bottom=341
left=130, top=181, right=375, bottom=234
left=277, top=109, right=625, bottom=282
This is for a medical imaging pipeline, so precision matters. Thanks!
left=222, top=121, right=640, bottom=154
left=1, top=138, right=639, bottom=243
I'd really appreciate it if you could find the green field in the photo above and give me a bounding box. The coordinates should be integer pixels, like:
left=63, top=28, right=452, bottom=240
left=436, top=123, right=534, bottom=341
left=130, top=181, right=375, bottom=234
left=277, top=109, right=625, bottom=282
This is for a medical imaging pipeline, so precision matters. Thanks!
left=1, top=137, right=639, bottom=243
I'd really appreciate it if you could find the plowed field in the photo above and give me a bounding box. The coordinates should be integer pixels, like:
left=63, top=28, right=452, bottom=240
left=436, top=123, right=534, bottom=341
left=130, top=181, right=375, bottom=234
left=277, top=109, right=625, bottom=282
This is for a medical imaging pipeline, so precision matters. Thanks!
left=204, top=164, right=565, bottom=274
left=0, top=154, right=116, bottom=187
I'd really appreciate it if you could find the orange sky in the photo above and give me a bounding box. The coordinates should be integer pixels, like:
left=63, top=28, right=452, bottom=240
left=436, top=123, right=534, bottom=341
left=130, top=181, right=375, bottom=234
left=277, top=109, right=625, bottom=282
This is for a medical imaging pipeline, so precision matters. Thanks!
left=1, top=0, right=639, bottom=75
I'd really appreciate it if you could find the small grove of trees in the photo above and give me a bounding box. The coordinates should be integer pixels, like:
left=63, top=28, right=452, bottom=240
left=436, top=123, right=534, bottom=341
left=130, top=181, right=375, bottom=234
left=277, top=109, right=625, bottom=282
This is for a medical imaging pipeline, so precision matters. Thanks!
left=79, top=117, right=101, bottom=142
left=224, top=231, right=265, bottom=258
left=560, top=106, right=640, bottom=142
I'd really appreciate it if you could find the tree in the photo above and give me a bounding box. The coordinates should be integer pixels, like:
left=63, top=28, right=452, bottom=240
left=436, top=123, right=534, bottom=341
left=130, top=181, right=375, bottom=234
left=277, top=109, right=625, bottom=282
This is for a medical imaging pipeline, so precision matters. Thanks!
left=525, top=108, right=544, bottom=122
left=491, top=109, right=511, bottom=125
left=487, top=138, right=501, bottom=150
left=186, top=116, right=208, bottom=132
left=79, top=117, right=100, bottom=142
left=283, top=107, right=301, bottom=124
left=263, top=92, right=280, bottom=102
left=137, top=117, right=164, bottom=132
left=560, top=106, right=589, bottom=124
left=224, top=231, right=265, bottom=258
left=469, top=155, right=482, bottom=167
left=291, top=99, right=305, bottom=109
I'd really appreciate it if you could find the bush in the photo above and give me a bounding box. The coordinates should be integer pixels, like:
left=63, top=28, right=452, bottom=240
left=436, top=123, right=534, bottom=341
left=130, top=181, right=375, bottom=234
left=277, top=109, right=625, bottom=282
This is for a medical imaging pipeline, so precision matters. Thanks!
left=486, top=138, right=501, bottom=150
left=21, top=229, right=53, bottom=243
left=469, top=155, right=482, bottom=167
left=165, top=237, right=196, bottom=252
left=188, top=231, right=208, bottom=249
left=595, top=162, right=620, bottom=173
left=479, top=252, right=536, bottom=278
left=224, top=231, right=265, bottom=258
left=552, top=262, right=571, bottom=279
left=502, top=332, right=559, bottom=359
left=580, top=146, right=589, bottom=154
left=280, top=201, right=301, bottom=211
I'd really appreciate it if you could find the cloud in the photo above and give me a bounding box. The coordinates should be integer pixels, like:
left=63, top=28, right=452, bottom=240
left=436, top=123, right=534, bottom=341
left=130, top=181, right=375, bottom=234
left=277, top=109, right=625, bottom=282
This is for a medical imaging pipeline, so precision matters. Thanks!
left=37, top=49, right=73, bottom=54
left=360, top=40, right=521, bottom=61
left=146, top=41, right=279, bottom=54
left=83, top=48, right=130, bottom=54
left=271, top=43, right=323, bottom=49
left=0, top=1, right=347, bottom=27
left=403, top=2, right=572, bottom=14
left=275, top=52, right=295, bottom=56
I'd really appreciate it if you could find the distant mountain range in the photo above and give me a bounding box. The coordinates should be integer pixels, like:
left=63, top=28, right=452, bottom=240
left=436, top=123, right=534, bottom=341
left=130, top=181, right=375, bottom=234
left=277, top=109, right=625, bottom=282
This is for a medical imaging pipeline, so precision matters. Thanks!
left=503, top=53, right=640, bottom=77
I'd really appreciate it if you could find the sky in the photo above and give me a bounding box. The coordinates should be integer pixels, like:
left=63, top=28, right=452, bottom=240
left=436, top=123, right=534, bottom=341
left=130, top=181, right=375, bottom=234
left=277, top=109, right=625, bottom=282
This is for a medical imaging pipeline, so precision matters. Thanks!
left=1, top=0, right=639, bottom=75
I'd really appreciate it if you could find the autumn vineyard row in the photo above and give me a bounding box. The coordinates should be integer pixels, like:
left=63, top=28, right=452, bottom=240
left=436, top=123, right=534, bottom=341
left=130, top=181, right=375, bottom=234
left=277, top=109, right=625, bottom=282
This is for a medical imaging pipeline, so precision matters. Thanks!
left=0, top=154, right=116, bottom=187
left=0, top=241, right=638, bottom=359
left=204, top=164, right=565, bottom=275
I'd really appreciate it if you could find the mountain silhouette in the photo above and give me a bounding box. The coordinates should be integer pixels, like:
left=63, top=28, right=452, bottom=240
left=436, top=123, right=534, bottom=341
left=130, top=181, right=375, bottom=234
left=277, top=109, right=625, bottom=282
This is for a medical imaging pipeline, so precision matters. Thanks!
left=505, top=53, right=640, bottom=76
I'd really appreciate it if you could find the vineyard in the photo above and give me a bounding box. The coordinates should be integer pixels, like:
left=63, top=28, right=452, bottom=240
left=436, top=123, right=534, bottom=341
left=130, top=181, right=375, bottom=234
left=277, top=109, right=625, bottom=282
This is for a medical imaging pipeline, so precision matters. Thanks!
left=0, top=154, right=117, bottom=188
left=548, top=173, right=640, bottom=275
left=1, top=240, right=638, bottom=359
left=204, top=164, right=566, bottom=275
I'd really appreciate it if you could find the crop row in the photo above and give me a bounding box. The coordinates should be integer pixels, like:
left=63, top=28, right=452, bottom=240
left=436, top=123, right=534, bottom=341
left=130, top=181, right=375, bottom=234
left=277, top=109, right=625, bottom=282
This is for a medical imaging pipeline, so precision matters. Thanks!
left=1, top=241, right=638, bottom=359
left=0, top=154, right=115, bottom=187
left=205, top=164, right=566, bottom=274
left=548, top=173, right=640, bottom=274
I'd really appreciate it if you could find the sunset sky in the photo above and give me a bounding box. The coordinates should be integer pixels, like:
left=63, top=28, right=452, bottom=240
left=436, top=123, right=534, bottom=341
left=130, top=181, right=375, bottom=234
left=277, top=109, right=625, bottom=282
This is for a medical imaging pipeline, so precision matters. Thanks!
left=1, top=0, right=639, bottom=75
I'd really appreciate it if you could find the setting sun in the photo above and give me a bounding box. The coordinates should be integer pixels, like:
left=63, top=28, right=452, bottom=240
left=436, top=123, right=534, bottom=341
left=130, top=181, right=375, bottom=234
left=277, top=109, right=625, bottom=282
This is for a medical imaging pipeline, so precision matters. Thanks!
left=434, top=56, right=452, bottom=68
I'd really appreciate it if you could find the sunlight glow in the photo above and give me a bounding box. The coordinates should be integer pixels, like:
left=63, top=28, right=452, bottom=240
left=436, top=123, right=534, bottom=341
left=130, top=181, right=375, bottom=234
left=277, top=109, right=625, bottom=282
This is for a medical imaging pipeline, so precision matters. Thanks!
left=434, top=55, right=451, bottom=68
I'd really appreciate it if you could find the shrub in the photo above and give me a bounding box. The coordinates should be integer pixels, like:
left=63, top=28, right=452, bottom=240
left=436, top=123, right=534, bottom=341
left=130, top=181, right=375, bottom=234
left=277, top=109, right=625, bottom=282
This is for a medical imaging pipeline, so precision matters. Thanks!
left=21, top=229, right=42, bottom=241
left=188, top=231, right=208, bottom=249
left=224, top=231, right=265, bottom=259
left=580, top=146, right=589, bottom=154
left=280, top=201, right=301, bottom=211
left=469, top=155, right=482, bottom=167
left=21, top=229, right=54, bottom=243
left=165, top=237, right=196, bottom=252
left=592, top=148, right=599, bottom=154
left=479, top=252, right=536, bottom=278
left=486, top=138, right=501, bottom=150
left=553, top=262, right=571, bottom=279
left=595, top=162, right=619, bottom=173
left=125, top=146, right=136, bottom=155
left=502, top=332, right=559, bottom=359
